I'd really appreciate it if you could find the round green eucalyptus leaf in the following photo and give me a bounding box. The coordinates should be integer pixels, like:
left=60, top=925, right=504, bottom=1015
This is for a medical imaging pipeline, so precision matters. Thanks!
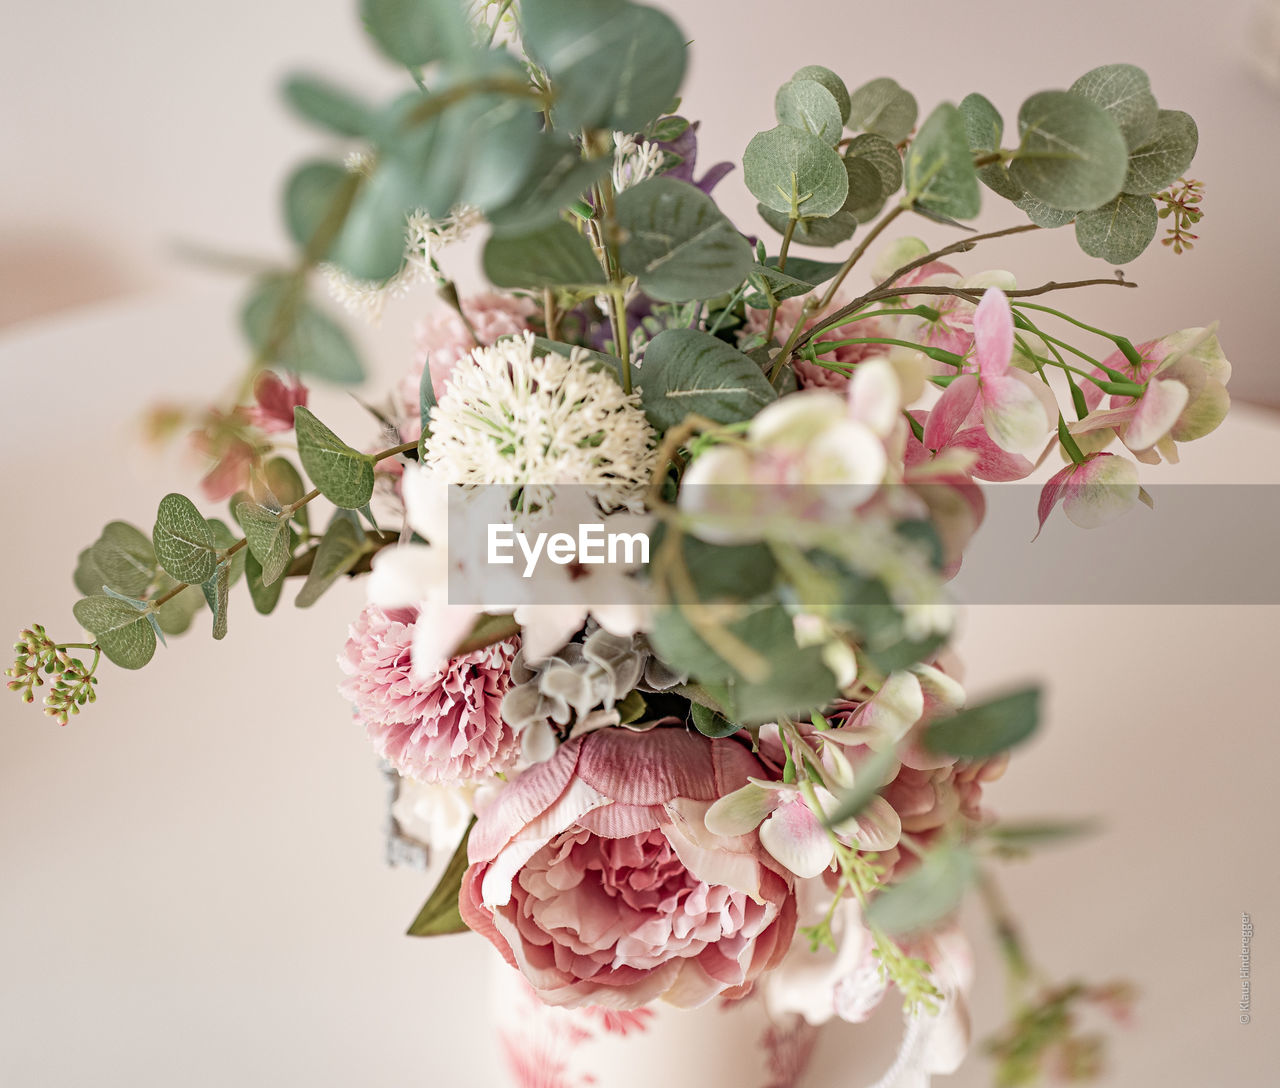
left=284, top=160, right=349, bottom=257
left=483, top=219, right=608, bottom=289
left=743, top=125, right=848, bottom=218
left=241, top=277, right=363, bottom=384
left=328, top=163, right=417, bottom=284
left=614, top=177, right=753, bottom=302
left=775, top=78, right=844, bottom=145
left=73, top=596, right=157, bottom=671
left=282, top=74, right=374, bottom=137
left=293, top=406, right=376, bottom=510
left=758, top=204, right=858, bottom=247
left=91, top=522, right=157, bottom=599
left=1009, top=90, right=1128, bottom=211
left=904, top=103, right=981, bottom=220
left=847, top=77, right=917, bottom=143
left=793, top=65, right=851, bottom=124
left=152, top=493, right=218, bottom=585
left=979, top=163, right=1024, bottom=202
left=1069, top=63, right=1157, bottom=152
left=865, top=842, right=975, bottom=936
left=842, top=155, right=887, bottom=223
left=360, top=0, right=474, bottom=68
left=846, top=133, right=902, bottom=197
left=1123, top=109, right=1198, bottom=195
left=640, top=328, right=777, bottom=430
left=1015, top=195, right=1077, bottom=228
left=1075, top=193, right=1158, bottom=263
left=521, top=0, right=687, bottom=133
left=958, top=92, right=1003, bottom=152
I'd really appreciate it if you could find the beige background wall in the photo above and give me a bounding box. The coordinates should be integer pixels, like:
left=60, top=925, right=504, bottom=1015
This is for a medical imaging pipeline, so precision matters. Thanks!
left=2, top=1, right=1278, bottom=1085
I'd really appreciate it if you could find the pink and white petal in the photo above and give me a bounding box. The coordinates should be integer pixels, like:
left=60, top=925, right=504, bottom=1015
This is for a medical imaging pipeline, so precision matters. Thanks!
left=847, top=357, right=901, bottom=437
left=576, top=728, right=719, bottom=805
left=980, top=375, right=1049, bottom=458
left=1067, top=403, right=1139, bottom=436
left=921, top=374, right=979, bottom=451
left=469, top=737, right=584, bottom=862
left=1061, top=453, right=1140, bottom=529
left=661, top=801, right=766, bottom=897
left=705, top=782, right=780, bottom=837
left=1171, top=380, right=1230, bottom=443
left=950, top=427, right=1034, bottom=481
left=1034, top=462, right=1076, bottom=539
left=512, top=602, right=590, bottom=663
left=861, top=670, right=925, bottom=746
left=575, top=802, right=662, bottom=838
left=973, top=287, right=1014, bottom=379
left=838, top=794, right=902, bottom=852
left=759, top=799, right=836, bottom=879
left=1124, top=378, right=1189, bottom=452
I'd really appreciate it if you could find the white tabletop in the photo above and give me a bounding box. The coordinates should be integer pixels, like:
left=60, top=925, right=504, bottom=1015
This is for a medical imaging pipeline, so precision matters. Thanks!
left=1, top=295, right=1276, bottom=1086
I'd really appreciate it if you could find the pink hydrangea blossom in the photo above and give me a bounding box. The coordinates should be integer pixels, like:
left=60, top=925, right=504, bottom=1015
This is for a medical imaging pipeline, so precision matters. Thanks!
left=744, top=297, right=887, bottom=391
left=245, top=371, right=308, bottom=434
left=1035, top=451, right=1141, bottom=538
left=460, top=728, right=797, bottom=1009
left=397, top=293, right=534, bottom=431
left=339, top=604, right=520, bottom=783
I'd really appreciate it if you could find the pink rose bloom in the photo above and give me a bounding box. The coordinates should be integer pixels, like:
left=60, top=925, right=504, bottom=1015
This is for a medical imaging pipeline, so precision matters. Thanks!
left=460, top=728, right=798, bottom=1010
left=339, top=604, right=520, bottom=783
left=246, top=371, right=308, bottom=434
left=398, top=293, right=534, bottom=432
left=744, top=298, right=886, bottom=391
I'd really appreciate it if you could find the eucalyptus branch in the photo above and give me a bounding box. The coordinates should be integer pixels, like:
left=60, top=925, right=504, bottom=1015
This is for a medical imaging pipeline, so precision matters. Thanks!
left=813, top=202, right=908, bottom=313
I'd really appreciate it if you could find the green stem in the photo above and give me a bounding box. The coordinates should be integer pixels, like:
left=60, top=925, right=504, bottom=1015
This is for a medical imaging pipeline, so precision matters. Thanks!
left=1012, top=301, right=1144, bottom=370
left=764, top=216, right=799, bottom=342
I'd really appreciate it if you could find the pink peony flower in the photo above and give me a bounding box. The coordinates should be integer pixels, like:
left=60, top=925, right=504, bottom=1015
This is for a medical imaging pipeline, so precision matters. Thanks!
left=744, top=297, right=886, bottom=391
left=339, top=604, right=520, bottom=783
left=397, top=293, right=534, bottom=431
left=245, top=371, right=308, bottom=434
left=460, top=728, right=798, bottom=1010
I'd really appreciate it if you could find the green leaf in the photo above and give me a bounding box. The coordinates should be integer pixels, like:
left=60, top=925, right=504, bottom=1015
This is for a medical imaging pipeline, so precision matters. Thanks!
left=844, top=133, right=902, bottom=219
left=746, top=262, right=819, bottom=306
left=360, top=0, right=473, bottom=68
left=242, top=276, right=363, bottom=384
left=959, top=94, right=1024, bottom=201
left=152, top=494, right=219, bottom=585
left=202, top=562, right=231, bottom=640
left=986, top=818, right=1099, bottom=848
left=487, top=137, right=611, bottom=235
left=640, top=328, right=777, bottom=430
left=521, top=0, right=687, bottom=133
left=822, top=745, right=899, bottom=828
left=296, top=518, right=368, bottom=607
left=530, top=337, right=635, bottom=390
left=664, top=530, right=778, bottom=602
left=847, top=77, right=917, bottom=143
left=406, top=818, right=475, bottom=936
left=793, top=65, right=850, bottom=125
left=482, top=220, right=607, bottom=289
left=294, top=406, right=376, bottom=510
left=1122, top=109, right=1197, bottom=195
left=1009, top=90, right=1128, bottom=211
left=924, top=687, right=1041, bottom=758
left=235, top=502, right=292, bottom=587
left=245, top=551, right=287, bottom=615
left=758, top=204, right=858, bottom=247
left=1015, top=195, right=1077, bottom=229
left=72, top=595, right=157, bottom=671
left=262, top=458, right=310, bottom=536
left=690, top=701, right=741, bottom=738
left=744, top=125, right=848, bottom=219
left=282, top=74, right=374, bottom=137
left=154, top=577, right=204, bottom=635
left=90, top=522, right=157, bottom=599
left=614, top=178, right=753, bottom=302
left=904, top=103, right=981, bottom=220
left=775, top=78, right=844, bottom=144
left=649, top=604, right=838, bottom=725
left=283, top=161, right=350, bottom=257
left=1075, top=193, right=1158, bottom=263
left=841, top=155, right=888, bottom=223
left=865, top=841, right=975, bottom=936
left=1069, top=64, right=1157, bottom=152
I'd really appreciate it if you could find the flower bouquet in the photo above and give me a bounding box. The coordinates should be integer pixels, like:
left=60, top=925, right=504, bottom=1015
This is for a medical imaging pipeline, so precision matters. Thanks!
left=9, top=1, right=1231, bottom=1084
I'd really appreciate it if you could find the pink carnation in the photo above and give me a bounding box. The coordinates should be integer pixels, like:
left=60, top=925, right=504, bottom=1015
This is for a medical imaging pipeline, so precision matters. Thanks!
left=397, top=293, right=534, bottom=431
left=339, top=604, right=520, bottom=783
left=744, top=298, right=885, bottom=391
left=460, top=728, right=797, bottom=1010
